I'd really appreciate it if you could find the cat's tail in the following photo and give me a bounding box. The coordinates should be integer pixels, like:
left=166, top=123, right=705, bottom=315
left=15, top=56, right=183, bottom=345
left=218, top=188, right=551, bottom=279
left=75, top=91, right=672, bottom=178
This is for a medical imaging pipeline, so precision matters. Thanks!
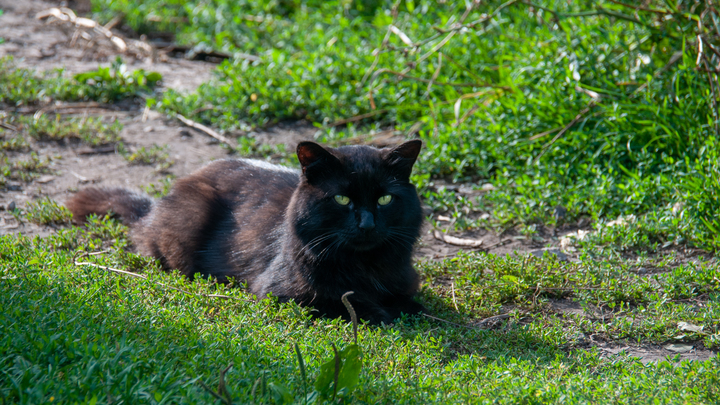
left=66, top=187, right=153, bottom=225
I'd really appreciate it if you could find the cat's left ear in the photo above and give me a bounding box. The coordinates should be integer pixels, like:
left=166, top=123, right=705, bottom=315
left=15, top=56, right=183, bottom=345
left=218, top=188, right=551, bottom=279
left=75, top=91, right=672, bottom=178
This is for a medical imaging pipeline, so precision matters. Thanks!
left=385, top=139, right=422, bottom=179
left=297, top=141, right=341, bottom=181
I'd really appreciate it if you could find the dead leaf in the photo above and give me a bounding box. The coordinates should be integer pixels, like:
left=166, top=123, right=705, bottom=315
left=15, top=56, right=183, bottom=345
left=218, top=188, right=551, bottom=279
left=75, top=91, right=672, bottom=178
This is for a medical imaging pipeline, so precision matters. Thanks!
left=606, top=214, right=636, bottom=228
left=559, top=229, right=591, bottom=250
left=664, top=344, right=693, bottom=353
left=70, top=171, right=90, bottom=183
left=672, top=202, right=684, bottom=215
left=678, top=321, right=706, bottom=335
left=36, top=175, right=55, bottom=184
left=433, top=230, right=483, bottom=248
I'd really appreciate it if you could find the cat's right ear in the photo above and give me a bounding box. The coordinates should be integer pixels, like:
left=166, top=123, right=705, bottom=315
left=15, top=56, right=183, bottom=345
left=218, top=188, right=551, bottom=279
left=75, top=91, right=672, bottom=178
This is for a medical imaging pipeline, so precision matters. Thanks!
left=384, top=139, right=422, bottom=179
left=297, top=142, right=340, bottom=180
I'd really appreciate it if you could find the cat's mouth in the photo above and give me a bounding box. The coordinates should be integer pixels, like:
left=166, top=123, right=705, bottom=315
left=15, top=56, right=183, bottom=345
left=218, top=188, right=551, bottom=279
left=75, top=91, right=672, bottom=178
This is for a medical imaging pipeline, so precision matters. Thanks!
left=349, top=235, right=382, bottom=251
left=352, top=241, right=378, bottom=251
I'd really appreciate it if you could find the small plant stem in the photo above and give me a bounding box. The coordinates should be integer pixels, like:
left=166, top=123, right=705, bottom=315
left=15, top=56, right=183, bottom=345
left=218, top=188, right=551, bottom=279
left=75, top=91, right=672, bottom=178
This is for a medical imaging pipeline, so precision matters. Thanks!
left=451, top=281, right=459, bottom=312
left=294, top=343, right=308, bottom=404
left=341, top=291, right=358, bottom=345
left=533, top=102, right=596, bottom=165
left=331, top=343, right=340, bottom=400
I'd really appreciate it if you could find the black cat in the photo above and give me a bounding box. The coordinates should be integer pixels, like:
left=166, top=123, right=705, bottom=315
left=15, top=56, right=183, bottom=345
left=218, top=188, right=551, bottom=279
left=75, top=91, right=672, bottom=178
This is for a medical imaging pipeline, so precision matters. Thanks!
left=66, top=140, right=427, bottom=324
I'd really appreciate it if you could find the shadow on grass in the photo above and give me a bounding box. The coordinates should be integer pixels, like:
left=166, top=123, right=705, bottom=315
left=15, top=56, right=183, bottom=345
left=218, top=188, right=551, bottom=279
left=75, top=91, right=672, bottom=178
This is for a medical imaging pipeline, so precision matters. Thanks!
left=409, top=288, right=569, bottom=366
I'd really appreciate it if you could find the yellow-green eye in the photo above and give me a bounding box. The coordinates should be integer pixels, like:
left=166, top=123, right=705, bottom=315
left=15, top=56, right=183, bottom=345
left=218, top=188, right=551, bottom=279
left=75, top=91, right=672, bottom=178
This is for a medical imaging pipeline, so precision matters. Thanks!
left=378, top=195, right=393, bottom=206
left=334, top=195, right=350, bottom=206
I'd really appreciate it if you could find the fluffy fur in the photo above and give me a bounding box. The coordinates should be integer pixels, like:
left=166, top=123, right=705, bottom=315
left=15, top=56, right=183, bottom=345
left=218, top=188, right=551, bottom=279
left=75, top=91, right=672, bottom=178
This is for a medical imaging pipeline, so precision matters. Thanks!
left=66, top=140, right=426, bottom=324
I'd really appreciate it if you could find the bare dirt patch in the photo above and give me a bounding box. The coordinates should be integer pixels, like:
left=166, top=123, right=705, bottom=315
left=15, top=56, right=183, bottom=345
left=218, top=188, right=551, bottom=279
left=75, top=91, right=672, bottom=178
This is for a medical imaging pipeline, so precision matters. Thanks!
left=0, top=108, right=231, bottom=237
left=0, top=0, right=226, bottom=236
left=546, top=298, right=718, bottom=363
left=0, top=0, right=215, bottom=91
left=595, top=341, right=716, bottom=364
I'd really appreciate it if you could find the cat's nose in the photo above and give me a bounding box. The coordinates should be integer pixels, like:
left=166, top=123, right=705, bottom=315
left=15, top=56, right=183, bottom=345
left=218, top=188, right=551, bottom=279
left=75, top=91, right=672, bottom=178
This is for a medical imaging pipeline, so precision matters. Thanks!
left=358, top=210, right=375, bottom=231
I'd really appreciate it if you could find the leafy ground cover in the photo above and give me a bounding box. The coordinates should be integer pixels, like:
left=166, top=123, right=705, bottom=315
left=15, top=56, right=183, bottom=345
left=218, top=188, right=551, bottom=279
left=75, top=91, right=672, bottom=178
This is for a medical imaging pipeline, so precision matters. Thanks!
left=1, top=215, right=719, bottom=404
left=0, top=56, right=160, bottom=107
left=1, top=0, right=719, bottom=403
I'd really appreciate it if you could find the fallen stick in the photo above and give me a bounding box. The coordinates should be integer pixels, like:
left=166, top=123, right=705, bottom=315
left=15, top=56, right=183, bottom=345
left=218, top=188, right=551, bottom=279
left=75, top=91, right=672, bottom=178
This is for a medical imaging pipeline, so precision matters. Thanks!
left=74, top=260, right=244, bottom=301
left=0, top=122, right=18, bottom=131
left=451, top=281, right=459, bottom=311
left=76, top=145, right=116, bottom=155
left=176, top=114, right=234, bottom=145
left=475, top=313, right=511, bottom=328
left=328, top=109, right=390, bottom=127
left=422, top=313, right=467, bottom=328
left=482, top=238, right=513, bottom=250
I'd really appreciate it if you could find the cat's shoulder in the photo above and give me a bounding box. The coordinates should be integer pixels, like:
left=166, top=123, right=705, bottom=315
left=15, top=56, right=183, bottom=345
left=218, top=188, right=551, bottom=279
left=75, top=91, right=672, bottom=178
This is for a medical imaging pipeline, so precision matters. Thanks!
left=197, top=158, right=299, bottom=176
left=235, top=158, right=299, bottom=175
left=189, top=158, right=300, bottom=194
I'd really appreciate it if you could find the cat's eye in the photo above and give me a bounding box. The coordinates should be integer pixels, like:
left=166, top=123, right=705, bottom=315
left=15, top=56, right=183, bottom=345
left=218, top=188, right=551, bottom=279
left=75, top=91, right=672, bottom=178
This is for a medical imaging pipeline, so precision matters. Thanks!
left=378, top=195, right=393, bottom=206
left=334, top=195, right=351, bottom=206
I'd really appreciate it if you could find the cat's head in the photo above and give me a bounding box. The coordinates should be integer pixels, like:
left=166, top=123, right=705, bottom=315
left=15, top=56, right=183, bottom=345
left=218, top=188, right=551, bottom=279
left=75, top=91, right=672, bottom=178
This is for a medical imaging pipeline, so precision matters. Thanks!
left=289, top=140, right=423, bottom=255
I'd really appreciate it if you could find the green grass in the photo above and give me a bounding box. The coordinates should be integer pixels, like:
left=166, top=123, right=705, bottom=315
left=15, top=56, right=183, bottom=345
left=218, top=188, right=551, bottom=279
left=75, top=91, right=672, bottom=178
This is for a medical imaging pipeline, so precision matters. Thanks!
left=0, top=56, right=161, bottom=106
left=143, top=176, right=176, bottom=198
left=1, top=216, right=719, bottom=404
left=0, top=152, right=53, bottom=185
left=24, top=197, right=74, bottom=225
left=2, top=0, right=719, bottom=403
left=0, top=132, right=30, bottom=152
left=9, top=114, right=123, bottom=146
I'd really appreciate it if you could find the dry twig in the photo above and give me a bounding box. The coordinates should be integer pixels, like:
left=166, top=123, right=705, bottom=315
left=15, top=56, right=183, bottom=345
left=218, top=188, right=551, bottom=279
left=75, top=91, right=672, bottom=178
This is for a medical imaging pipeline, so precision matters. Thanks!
left=533, top=102, right=596, bottom=164
left=370, top=68, right=505, bottom=89
left=328, top=109, right=391, bottom=127
left=358, top=0, right=401, bottom=90
left=341, top=291, right=358, bottom=345
left=199, top=364, right=234, bottom=405
left=0, top=122, right=18, bottom=132
left=450, top=281, right=459, bottom=312
left=632, top=52, right=683, bottom=96
left=476, top=313, right=511, bottom=325
left=176, top=114, right=234, bottom=145
left=74, top=259, right=245, bottom=301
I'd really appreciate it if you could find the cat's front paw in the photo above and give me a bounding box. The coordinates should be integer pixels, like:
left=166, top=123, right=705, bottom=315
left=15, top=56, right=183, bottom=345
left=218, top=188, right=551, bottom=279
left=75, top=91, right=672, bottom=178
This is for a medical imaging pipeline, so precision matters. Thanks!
left=400, top=300, right=428, bottom=316
left=382, top=297, right=427, bottom=319
left=350, top=304, right=393, bottom=326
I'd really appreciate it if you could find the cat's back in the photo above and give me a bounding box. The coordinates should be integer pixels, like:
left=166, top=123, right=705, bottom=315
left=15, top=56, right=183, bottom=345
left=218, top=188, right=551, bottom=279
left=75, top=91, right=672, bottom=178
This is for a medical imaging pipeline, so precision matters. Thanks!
left=132, top=158, right=300, bottom=281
